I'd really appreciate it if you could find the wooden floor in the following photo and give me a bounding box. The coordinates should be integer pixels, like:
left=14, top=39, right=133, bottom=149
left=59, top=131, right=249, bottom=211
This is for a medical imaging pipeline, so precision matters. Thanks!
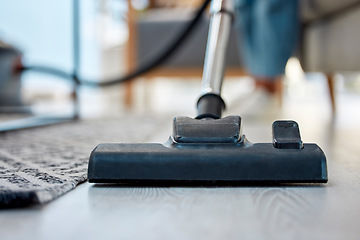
left=1, top=76, right=360, bottom=240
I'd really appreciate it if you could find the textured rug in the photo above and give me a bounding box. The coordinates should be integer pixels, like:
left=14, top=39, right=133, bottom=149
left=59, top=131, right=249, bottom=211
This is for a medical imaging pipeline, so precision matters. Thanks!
left=0, top=115, right=168, bottom=208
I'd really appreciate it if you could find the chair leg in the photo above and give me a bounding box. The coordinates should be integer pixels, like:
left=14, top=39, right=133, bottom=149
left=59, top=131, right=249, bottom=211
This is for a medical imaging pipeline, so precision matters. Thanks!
left=124, top=81, right=134, bottom=108
left=326, top=73, right=336, bottom=112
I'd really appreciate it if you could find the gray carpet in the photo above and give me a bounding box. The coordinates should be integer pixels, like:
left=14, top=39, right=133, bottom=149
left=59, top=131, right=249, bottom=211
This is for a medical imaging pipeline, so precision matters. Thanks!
left=0, top=115, right=167, bottom=208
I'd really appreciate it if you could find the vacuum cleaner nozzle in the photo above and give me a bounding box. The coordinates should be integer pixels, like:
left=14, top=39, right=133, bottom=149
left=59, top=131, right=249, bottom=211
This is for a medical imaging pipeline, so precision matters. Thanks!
left=88, top=116, right=328, bottom=185
left=87, top=0, right=327, bottom=186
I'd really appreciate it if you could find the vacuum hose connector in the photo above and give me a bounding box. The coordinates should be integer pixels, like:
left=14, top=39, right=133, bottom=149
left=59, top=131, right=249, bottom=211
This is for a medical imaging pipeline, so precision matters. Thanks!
left=196, top=93, right=226, bottom=119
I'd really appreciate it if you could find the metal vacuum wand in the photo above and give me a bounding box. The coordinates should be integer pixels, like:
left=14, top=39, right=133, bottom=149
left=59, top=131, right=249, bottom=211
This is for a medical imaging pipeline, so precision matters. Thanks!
left=197, top=0, right=234, bottom=119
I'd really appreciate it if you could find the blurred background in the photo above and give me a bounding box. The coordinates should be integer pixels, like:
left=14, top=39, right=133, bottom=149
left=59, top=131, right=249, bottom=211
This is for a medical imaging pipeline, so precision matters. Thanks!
left=0, top=0, right=359, bottom=132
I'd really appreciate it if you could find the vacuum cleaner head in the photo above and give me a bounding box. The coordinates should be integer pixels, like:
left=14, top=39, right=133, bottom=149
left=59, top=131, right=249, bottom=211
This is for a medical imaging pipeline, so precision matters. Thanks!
left=88, top=116, right=328, bottom=185
left=88, top=0, right=328, bottom=186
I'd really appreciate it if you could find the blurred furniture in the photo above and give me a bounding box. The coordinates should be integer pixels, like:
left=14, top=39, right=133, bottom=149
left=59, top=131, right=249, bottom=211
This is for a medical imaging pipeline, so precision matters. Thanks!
left=124, top=2, right=244, bottom=107
left=0, top=43, right=23, bottom=110
left=125, top=0, right=360, bottom=111
left=299, top=0, right=360, bottom=111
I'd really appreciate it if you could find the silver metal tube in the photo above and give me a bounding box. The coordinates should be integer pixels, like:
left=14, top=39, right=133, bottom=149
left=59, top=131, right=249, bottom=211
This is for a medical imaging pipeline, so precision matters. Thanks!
left=201, top=0, right=234, bottom=96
